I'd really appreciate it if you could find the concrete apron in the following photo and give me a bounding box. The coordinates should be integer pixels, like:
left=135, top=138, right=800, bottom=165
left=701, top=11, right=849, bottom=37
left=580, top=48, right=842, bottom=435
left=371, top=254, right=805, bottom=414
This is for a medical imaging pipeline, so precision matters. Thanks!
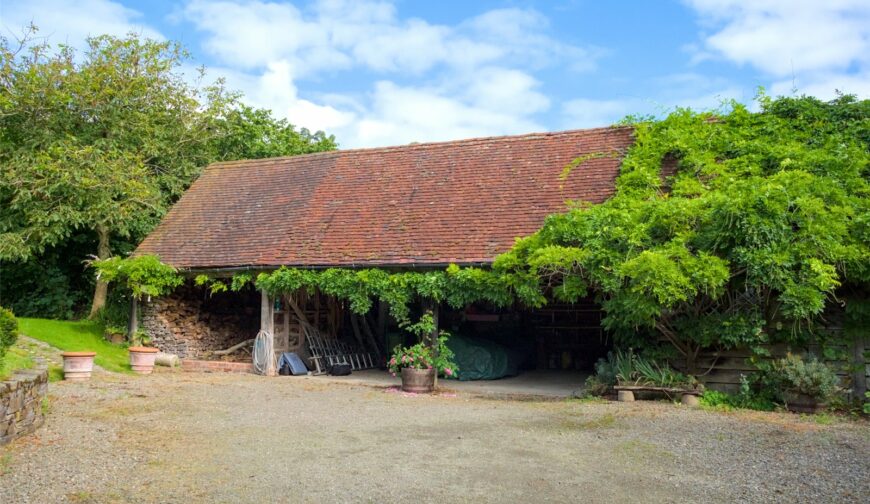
left=304, top=369, right=588, bottom=398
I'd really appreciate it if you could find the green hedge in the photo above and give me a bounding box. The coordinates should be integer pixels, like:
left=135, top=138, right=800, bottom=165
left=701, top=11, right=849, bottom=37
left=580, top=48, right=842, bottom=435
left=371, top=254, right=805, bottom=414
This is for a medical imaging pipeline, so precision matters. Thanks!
left=0, top=307, right=19, bottom=360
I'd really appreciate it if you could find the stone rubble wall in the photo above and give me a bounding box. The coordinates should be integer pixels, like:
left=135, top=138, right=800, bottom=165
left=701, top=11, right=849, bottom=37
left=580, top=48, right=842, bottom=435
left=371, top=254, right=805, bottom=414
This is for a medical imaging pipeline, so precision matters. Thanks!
left=142, top=285, right=258, bottom=359
left=1, top=360, right=48, bottom=445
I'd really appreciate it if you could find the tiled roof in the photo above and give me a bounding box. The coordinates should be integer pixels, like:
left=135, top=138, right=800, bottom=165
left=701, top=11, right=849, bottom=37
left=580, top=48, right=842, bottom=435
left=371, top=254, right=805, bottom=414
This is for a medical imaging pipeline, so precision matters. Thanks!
left=136, top=126, right=634, bottom=269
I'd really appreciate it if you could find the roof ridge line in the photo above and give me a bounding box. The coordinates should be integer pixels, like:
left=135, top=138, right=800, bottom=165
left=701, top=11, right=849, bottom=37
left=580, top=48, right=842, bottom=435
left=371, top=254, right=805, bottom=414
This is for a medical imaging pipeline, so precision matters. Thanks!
left=207, top=125, right=633, bottom=169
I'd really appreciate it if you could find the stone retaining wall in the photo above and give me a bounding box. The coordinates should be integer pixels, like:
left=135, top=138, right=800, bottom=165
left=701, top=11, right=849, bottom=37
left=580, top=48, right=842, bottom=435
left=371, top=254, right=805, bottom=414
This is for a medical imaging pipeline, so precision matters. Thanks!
left=1, top=362, right=48, bottom=445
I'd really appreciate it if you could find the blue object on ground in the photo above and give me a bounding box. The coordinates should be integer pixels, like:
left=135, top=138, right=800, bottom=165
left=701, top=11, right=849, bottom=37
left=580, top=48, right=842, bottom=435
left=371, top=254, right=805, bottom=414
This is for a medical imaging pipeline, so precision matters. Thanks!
left=278, top=352, right=308, bottom=375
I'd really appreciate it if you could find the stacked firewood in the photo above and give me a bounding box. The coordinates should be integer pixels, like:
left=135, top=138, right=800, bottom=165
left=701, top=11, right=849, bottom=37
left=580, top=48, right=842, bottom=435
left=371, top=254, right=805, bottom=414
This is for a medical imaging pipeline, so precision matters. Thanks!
left=142, top=288, right=257, bottom=360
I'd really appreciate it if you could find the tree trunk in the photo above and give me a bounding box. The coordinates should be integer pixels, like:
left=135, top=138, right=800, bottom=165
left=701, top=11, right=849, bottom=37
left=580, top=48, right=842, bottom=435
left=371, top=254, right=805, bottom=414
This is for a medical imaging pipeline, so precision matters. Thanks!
left=87, top=225, right=111, bottom=319
left=126, top=296, right=138, bottom=342
left=685, top=347, right=698, bottom=376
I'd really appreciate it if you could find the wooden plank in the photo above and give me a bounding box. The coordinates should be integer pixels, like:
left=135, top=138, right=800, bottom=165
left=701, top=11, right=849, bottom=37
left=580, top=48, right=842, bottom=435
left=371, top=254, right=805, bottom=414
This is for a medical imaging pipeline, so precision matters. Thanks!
left=376, top=299, right=387, bottom=341
left=349, top=314, right=366, bottom=350
left=699, top=369, right=752, bottom=386
left=286, top=295, right=311, bottom=328
left=614, top=385, right=701, bottom=395
left=854, top=337, right=868, bottom=399
left=360, top=314, right=382, bottom=357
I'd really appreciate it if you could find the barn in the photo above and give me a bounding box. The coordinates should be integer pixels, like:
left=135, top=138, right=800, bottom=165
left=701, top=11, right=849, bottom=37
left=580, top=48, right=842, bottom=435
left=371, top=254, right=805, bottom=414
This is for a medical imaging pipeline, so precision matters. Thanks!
left=135, top=126, right=636, bottom=381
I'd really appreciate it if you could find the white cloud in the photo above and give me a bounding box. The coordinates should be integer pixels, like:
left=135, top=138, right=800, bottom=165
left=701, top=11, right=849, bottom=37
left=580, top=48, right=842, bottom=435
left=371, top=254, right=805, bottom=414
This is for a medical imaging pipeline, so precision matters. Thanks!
left=463, top=8, right=604, bottom=72
left=202, top=61, right=355, bottom=134
left=562, top=98, right=635, bottom=128
left=2, top=0, right=598, bottom=149
left=180, top=0, right=580, bottom=147
left=684, top=0, right=870, bottom=77
left=346, top=74, right=548, bottom=147
left=0, top=0, right=162, bottom=46
left=462, top=67, right=550, bottom=117
left=768, top=71, right=870, bottom=101
left=182, top=1, right=598, bottom=77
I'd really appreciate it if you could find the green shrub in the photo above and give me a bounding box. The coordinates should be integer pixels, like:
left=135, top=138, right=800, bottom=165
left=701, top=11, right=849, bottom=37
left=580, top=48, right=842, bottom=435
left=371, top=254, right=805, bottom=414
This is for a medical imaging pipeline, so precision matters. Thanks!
left=387, top=312, right=458, bottom=378
left=699, top=390, right=735, bottom=411
left=0, top=307, right=19, bottom=360
left=93, top=286, right=133, bottom=333
left=584, top=349, right=695, bottom=395
left=698, top=381, right=776, bottom=412
left=763, top=354, right=841, bottom=403
left=734, top=375, right=777, bottom=411
left=863, top=392, right=869, bottom=415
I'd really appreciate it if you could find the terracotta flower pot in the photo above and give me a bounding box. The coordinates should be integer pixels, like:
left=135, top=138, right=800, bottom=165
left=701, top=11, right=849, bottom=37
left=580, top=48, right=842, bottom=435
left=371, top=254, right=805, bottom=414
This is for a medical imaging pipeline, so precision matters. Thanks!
left=401, top=367, right=436, bottom=393
left=129, top=346, right=159, bottom=375
left=61, top=351, right=96, bottom=381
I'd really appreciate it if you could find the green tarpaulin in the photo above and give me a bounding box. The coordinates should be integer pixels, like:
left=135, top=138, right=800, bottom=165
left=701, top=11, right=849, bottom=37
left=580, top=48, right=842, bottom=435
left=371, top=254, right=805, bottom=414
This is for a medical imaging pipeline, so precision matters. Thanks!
left=445, top=334, right=521, bottom=381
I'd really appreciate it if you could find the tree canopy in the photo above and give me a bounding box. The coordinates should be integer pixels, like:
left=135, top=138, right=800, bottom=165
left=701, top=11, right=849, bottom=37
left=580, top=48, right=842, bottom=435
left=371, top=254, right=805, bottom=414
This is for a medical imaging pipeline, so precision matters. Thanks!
left=0, top=28, right=336, bottom=317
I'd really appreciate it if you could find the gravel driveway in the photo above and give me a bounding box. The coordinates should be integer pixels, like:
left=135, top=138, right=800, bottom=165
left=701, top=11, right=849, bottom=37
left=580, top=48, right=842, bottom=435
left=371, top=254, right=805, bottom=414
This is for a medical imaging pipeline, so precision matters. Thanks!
left=1, top=370, right=868, bottom=503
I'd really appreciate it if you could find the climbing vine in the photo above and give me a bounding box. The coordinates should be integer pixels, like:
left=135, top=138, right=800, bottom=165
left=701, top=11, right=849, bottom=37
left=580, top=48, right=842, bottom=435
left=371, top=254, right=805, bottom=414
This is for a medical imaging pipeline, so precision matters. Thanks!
left=91, top=257, right=533, bottom=324
left=93, top=93, right=869, bottom=372
left=495, top=92, right=870, bottom=370
left=91, top=255, right=184, bottom=300
left=255, top=264, right=531, bottom=323
left=193, top=272, right=253, bottom=294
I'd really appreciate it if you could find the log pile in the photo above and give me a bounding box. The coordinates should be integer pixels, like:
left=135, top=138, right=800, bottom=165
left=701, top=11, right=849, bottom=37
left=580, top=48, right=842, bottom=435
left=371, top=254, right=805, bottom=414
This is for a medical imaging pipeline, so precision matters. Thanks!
left=142, top=285, right=257, bottom=360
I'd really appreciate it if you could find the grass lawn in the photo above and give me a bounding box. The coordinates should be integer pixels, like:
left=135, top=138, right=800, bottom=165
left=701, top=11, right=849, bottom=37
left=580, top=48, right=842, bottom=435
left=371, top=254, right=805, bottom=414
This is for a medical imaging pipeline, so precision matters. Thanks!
left=18, top=318, right=132, bottom=373
left=0, top=346, right=35, bottom=380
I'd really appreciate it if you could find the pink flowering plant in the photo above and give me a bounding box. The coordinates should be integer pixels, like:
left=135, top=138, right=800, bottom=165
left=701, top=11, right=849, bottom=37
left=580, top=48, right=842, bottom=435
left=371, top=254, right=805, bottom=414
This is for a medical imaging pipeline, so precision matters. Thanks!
left=387, top=312, right=457, bottom=378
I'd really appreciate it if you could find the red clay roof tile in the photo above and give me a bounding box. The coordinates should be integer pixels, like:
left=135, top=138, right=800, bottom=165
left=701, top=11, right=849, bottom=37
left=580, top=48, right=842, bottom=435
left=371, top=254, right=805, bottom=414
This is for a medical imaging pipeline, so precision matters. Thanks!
left=136, top=126, right=634, bottom=269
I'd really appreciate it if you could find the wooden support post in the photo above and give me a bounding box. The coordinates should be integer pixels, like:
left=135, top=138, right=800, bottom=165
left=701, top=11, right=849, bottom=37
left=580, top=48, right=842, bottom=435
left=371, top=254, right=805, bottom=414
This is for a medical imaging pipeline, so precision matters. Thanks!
left=286, top=295, right=311, bottom=328
left=429, top=300, right=440, bottom=347
left=360, top=314, right=381, bottom=357
left=377, top=298, right=387, bottom=340
left=126, top=296, right=139, bottom=342
left=427, top=299, right=440, bottom=387
left=349, top=314, right=366, bottom=349
left=260, top=290, right=276, bottom=376
left=852, top=337, right=867, bottom=400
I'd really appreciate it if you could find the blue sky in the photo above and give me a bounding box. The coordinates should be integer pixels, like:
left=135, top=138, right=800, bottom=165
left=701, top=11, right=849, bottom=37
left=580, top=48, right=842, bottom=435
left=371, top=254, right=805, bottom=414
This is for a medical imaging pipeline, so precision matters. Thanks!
left=3, top=0, right=869, bottom=147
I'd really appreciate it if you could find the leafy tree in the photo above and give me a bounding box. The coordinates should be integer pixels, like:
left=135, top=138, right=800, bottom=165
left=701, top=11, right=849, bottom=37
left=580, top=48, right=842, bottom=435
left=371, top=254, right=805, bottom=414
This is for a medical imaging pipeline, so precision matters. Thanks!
left=0, top=27, right=336, bottom=319
left=497, top=94, right=870, bottom=373
left=0, top=29, right=230, bottom=316
left=211, top=105, right=335, bottom=160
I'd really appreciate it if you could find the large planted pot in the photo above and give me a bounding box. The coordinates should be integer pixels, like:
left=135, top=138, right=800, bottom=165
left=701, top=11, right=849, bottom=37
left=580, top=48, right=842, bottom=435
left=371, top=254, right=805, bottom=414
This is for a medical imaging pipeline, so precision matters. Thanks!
left=61, top=351, right=96, bottom=381
left=129, top=347, right=159, bottom=375
left=401, top=367, right=436, bottom=393
left=784, top=392, right=825, bottom=414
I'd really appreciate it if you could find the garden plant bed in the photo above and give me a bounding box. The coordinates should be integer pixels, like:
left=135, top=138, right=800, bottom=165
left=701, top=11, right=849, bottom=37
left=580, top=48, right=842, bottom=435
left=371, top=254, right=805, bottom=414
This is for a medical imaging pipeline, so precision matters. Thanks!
left=1, top=372, right=867, bottom=503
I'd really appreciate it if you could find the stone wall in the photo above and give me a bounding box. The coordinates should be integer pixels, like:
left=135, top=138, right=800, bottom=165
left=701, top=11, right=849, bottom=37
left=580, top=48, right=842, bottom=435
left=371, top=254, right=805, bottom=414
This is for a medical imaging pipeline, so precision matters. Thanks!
left=142, top=284, right=259, bottom=359
left=1, top=361, right=48, bottom=445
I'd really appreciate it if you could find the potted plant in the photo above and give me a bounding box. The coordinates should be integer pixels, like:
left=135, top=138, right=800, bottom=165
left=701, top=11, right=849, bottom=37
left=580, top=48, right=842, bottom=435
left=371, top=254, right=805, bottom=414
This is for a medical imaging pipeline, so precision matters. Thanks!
left=61, top=351, right=96, bottom=381
left=773, top=354, right=841, bottom=413
left=129, top=346, right=159, bottom=374
left=387, top=312, right=457, bottom=393
left=104, top=325, right=126, bottom=344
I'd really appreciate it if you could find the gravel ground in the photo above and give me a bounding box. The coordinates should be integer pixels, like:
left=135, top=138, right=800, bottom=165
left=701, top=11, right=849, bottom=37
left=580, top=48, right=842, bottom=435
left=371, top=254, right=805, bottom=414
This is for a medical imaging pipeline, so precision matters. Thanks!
left=1, top=370, right=868, bottom=503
